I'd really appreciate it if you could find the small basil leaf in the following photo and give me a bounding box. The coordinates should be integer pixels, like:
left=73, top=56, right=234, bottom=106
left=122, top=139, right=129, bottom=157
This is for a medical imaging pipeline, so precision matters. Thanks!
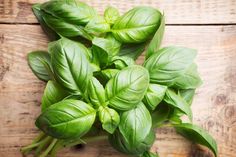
left=41, top=0, right=97, bottom=25
left=119, top=42, right=146, bottom=60
left=32, top=4, right=59, bottom=41
left=36, top=99, right=96, bottom=139
left=105, top=65, right=149, bottom=110
left=151, top=103, right=170, bottom=127
left=88, top=77, right=106, bottom=108
left=110, top=56, right=135, bottom=69
left=178, top=89, right=196, bottom=105
left=42, top=81, right=69, bottom=111
left=164, top=89, right=192, bottom=121
left=85, top=16, right=110, bottom=35
left=112, top=7, right=162, bottom=43
left=119, top=102, right=152, bottom=147
left=146, top=13, right=165, bottom=59
left=144, top=47, right=197, bottom=86
left=49, top=38, right=92, bottom=94
left=27, top=51, right=52, bottom=81
left=143, top=84, right=167, bottom=110
left=142, top=151, right=160, bottom=157
left=98, top=106, right=120, bottom=134
left=174, top=123, right=218, bottom=157
left=104, top=6, right=120, bottom=24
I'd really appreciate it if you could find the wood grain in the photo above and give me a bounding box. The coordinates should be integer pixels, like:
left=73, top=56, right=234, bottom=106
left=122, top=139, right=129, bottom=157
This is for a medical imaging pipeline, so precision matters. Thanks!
left=0, top=24, right=236, bottom=157
left=0, top=0, right=236, bottom=24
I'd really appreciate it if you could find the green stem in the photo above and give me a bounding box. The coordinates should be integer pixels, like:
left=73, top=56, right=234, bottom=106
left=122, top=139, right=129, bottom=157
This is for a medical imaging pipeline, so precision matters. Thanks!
left=50, top=140, right=64, bottom=157
left=34, top=136, right=53, bottom=156
left=39, top=139, right=58, bottom=157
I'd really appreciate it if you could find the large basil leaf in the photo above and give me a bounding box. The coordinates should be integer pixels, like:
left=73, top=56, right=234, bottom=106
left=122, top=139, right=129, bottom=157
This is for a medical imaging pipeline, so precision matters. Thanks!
left=49, top=38, right=92, bottom=94
left=98, top=106, right=120, bottom=134
left=164, top=89, right=192, bottom=121
left=144, top=47, right=197, bottom=86
left=88, top=77, right=106, bottom=108
left=143, top=84, right=167, bottom=110
left=36, top=99, right=96, bottom=139
left=27, top=51, right=53, bottom=81
left=85, top=16, right=110, bottom=35
left=145, top=14, right=165, bottom=59
left=42, top=81, right=69, bottom=111
left=142, top=151, right=159, bottom=157
left=151, top=103, right=170, bottom=127
left=119, top=103, right=152, bottom=147
left=112, top=7, right=162, bottom=43
left=174, top=123, right=218, bottom=157
left=104, top=6, right=120, bottom=24
left=105, top=65, right=149, bottom=110
left=41, top=0, right=96, bottom=25
left=110, top=56, right=135, bottom=70
left=32, top=4, right=59, bottom=41
left=119, top=42, right=146, bottom=60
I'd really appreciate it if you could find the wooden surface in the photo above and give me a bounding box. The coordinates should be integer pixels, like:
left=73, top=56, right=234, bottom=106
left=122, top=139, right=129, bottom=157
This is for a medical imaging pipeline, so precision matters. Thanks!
left=0, top=1, right=236, bottom=157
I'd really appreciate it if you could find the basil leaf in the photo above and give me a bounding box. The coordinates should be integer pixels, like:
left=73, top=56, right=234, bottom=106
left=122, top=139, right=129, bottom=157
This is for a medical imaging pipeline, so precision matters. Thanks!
left=178, top=89, right=196, bottom=105
left=142, top=151, right=159, bottom=157
left=143, top=84, right=167, bottom=110
left=164, top=89, right=192, bottom=121
left=105, top=65, right=149, bottom=110
left=85, top=16, right=110, bottom=35
left=36, top=99, right=96, bottom=139
left=88, top=77, right=106, bottom=108
left=32, top=4, right=59, bottom=41
left=151, top=103, right=170, bottom=127
left=144, top=47, right=197, bottom=86
left=98, top=106, right=120, bottom=134
left=97, top=69, right=120, bottom=84
left=27, top=51, right=52, bottom=81
left=49, top=38, right=92, bottom=94
left=42, top=12, right=93, bottom=40
left=119, top=102, right=152, bottom=147
left=110, top=56, right=135, bottom=69
left=42, top=81, right=69, bottom=111
left=104, top=6, right=120, bottom=24
left=112, top=7, right=162, bottom=43
left=119, top=42, right=146, bottom=60
left=174, top=123, right=218, bottom=157
left=41, top=0, right=96, bottom=25
left=146, top=13, right=165, bottom=59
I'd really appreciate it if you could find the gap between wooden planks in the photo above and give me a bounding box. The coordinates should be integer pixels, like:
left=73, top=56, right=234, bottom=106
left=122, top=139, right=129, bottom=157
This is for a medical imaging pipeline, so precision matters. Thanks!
left=0, top=24, right=236, bottom=157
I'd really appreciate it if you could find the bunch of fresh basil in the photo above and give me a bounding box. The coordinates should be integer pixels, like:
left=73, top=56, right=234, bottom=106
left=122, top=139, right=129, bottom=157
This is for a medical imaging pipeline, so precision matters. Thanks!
left=21, top=0, right=217, bottom=157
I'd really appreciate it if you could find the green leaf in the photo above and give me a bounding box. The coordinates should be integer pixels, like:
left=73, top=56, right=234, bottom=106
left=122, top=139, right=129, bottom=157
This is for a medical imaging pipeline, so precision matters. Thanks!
left=49, top=38, right=92, bottom=94
left=144, top=46, right=197, bottom=86
left=85, top=16, right=110, bottom=35
left=178, top=89, right=196, bottom=105
left=142, top=151, right=159, bottom=157
left=100, top=69, right=120, bottom=81
left=119, top=102, right=152, bottom=147
left=146, top=13, right=165, bottom=59
left=41, top=0, right=97, bottom=25
left=98, top=106, right=120, bottom=134
left=36, top=99, right=96, bottom=139
left=32, top=4, right=59, bottom=40
left=88, top=77, right=106, bottom=108
left=118, top=42, right=146, bottom=60
left=27, top=51, right=52, bottom=81
left=42, top=81, right=69, bottom=111
left=110, top=56, right=135, bottom=69
left=164, top=89, right=192, bottom=121
left=104, top=6, right=120, bottom=24
left=143, top=84, right=167, bottom=110
left=105, top=65, right=149, bottom=110
left=112, top=7, right=162, bottom=43
left=151, top=103, right=170, bottom=127
left=174, top=123, right=218, bottom=157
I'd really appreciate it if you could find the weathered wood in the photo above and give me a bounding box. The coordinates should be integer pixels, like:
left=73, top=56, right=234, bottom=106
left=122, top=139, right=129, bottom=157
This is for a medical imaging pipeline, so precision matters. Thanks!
left=0, top=24, right=236, bottom=157
left=0, top=0, right=236, bottom=24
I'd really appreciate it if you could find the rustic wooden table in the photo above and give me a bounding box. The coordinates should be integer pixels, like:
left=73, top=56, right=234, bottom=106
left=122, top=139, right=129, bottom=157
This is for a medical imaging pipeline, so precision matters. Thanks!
left=0, top=0, right=236, bottom=157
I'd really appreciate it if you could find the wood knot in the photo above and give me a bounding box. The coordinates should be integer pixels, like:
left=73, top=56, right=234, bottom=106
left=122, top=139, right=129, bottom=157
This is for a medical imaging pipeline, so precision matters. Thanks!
left=213, top=94, right=228, bottom=106
left=224, top=105, right=235, bottom=119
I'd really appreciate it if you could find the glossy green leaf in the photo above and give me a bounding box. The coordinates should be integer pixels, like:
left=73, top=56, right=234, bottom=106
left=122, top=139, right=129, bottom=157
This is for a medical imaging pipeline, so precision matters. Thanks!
left=104, top=6, right=120, bottom=24
left=110, top=56, right=135, bottom=69
left=100, top=69, right=120, bottom=81
left=36, top=99, right=96, bottom=139
left=41, top=0, right=96, bottom=25
left=151, top=103, right=170, bottom=127
left=112, top=7, right=162, bottom=43
left=164, top=89, right=192, bottom=121
left=142, top=151, right=159, bottom=157
left=143, top=84, right=167, bottom=110
left=49, top=38, right=92, bottom=94
left=105, top=65, right=149, bottom=110
left=144, top=47, right=197, bottom=86
left=42, top=81, right=69, bottom=111
left=178, top=89, right=196, bottom=105
left=27, top=51, right=52, bottom=81
left=119, top=102, right=152, bottom=147
left=119, top=42, right=146, bottom=60
left=98, top=106, right=120, bottom=134
left=174, top=123, right=218, bottom=157
left=146, top=13, right=165, bottom=59
left=88, top=77, right=106, bottom=108
left=85, top=16, right=110, bottom=34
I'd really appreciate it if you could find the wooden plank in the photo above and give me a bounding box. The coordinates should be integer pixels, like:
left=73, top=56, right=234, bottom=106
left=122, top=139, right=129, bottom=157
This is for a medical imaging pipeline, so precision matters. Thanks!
left=0, top=0, right=236, bottom=24
left=1, top=24, right=236, bottom=157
